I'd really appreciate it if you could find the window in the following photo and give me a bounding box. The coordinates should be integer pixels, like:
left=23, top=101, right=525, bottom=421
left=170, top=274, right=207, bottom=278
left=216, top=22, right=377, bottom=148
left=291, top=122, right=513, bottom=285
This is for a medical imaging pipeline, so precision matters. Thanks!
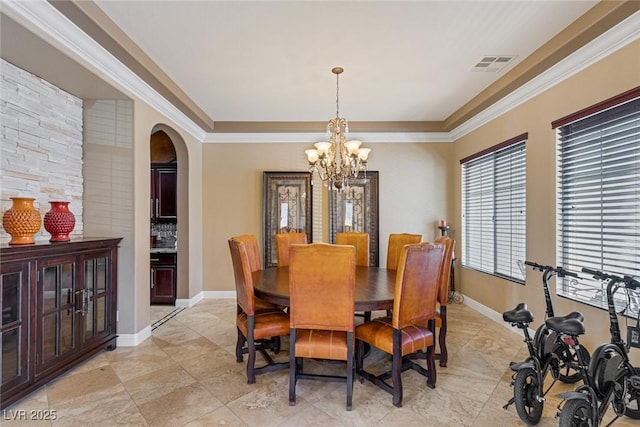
left=461, top=134, right=527, bottom=282
left=555, top=89, right=640, bottom=312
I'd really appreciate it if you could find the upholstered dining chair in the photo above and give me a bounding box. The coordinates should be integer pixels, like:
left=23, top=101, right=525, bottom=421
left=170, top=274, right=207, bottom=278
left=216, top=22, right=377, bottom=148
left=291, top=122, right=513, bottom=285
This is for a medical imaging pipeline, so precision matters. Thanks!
left=335, top=231, right=371, bottom=321
left=335, top=232, right=369, bottom=267
left=232, top=234, right=262, bottom=272
left=434, top=236, right=455, bottom=367
left=231, top=234, right=280, bottom=311
left=275, top=232, right=307, bottom=267
left=228, top=237, right=290, bottom=384
left=406, top=236, right=455, bottom=368
left=288, top=243, right=357, bottom=410
left=355, top=242, right=444, bottom=408
left=386, top=233, right=422, bottom=271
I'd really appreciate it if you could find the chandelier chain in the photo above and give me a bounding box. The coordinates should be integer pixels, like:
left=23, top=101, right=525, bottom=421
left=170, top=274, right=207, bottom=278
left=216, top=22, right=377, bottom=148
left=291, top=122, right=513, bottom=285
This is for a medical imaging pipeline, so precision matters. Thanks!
left=304, top=67, right=371, bottom=191
left=336, top=72, right=340, bottom=118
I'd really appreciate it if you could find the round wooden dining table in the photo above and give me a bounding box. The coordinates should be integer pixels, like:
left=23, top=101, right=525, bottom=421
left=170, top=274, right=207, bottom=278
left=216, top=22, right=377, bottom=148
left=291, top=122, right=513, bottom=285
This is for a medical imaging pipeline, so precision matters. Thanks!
left=252, top=266, right=396, bottom=312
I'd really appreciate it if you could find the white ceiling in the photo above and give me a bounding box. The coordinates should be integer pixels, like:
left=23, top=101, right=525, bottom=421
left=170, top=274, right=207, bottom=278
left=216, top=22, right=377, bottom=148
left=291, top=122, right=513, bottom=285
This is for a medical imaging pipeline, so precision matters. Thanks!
left=94, top=1, right=598, bottom=123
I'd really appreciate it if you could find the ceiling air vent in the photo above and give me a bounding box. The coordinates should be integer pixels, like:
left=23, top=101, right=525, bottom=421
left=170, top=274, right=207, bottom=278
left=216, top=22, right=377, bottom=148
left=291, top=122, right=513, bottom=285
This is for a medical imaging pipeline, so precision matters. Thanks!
left=471, top=55, right=517, bottom=73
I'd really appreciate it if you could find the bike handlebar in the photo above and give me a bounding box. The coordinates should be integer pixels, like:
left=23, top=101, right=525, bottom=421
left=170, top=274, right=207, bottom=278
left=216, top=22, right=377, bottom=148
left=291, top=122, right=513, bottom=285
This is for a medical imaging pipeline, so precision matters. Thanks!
left=581, top=267, right=622, bottom=282
left=581, top=267, right=640, bottom=291
left=623, top=276, right=640, bottom=290
left=523, top=260, right=578, bottom=277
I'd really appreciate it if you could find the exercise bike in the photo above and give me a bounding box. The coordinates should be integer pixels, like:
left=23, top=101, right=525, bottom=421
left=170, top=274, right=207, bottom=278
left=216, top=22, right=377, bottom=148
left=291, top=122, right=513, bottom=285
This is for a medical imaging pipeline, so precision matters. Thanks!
left=555, top=268, right=640, bottom=426
left=502, top=261, right=590, bottom=425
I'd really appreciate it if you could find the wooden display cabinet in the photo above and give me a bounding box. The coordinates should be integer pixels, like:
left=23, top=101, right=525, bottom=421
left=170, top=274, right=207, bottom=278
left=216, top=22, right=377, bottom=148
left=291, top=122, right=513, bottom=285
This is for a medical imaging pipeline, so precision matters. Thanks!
left=0, top=238, right=122, bottom=409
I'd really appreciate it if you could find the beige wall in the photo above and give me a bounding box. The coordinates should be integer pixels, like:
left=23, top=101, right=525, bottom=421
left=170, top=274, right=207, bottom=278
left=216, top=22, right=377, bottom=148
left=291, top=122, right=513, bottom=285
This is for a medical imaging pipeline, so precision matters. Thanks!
left=129, top=103, right=203, bottom=335
left=451, top=39, right=640, bottom=362
left=202, top=141, right=452, bottom=292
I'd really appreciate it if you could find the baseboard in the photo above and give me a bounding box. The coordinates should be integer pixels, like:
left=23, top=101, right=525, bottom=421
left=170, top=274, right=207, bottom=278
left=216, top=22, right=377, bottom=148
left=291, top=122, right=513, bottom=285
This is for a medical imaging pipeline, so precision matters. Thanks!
left=174, top=291, right=235, bottom=308
left=462, top=294, right=534, bottom=337
left=202, top=290, right=236, bottom=299
left=117, top=325, right=151, bottom=347
left=175, top=291, right=205, bottom=308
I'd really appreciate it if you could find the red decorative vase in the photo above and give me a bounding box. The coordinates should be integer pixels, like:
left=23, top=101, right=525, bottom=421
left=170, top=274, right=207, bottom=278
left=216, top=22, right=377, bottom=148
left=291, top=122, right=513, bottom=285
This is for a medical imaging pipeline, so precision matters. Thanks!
left=2, top=197, right=42, bottom=245
left=44, top=201, right=75, bottom=242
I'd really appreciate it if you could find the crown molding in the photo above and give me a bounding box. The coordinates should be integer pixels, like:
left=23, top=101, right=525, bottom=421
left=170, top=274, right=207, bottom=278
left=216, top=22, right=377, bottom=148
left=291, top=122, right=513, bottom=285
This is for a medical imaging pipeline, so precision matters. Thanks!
left=2, top=1, right=638, bottom=144
left=449, top=9, right=640, bottom=142
left=202, top=132, right=453, bottom=144
left=1, top=0, right=207, bottom=141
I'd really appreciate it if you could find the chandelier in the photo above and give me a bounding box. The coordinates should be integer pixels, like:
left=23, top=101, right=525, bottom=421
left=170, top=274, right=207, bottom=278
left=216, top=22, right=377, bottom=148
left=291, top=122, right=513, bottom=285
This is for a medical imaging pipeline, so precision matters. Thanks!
left=305, top=67, right=371, bottom=191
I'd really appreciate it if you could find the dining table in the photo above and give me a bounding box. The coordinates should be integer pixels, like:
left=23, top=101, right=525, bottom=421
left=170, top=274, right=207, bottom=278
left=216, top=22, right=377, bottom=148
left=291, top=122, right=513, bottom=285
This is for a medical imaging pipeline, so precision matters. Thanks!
left=252, top=266, right=397, bottom=312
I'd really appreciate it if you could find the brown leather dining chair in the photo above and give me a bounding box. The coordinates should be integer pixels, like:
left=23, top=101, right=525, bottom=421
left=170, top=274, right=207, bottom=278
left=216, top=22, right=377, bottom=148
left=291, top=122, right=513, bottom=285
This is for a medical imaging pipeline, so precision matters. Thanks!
left=288, top=243, right=357, bottom=411
left=335, top=231, right=371, bottom=321
left=386, top=233, right=422, bottom=270
left=402, top=237, right=456, bottom=368
left=434, top=235, right=455, bottom=367
left=383, top=233, right=422, bottom=317
left=231, top=234, right=281, bottom=311
left=228, top=237, right=290, bottom=384
left=335, top=232, right=369, bottom=267
left=355, top=242, right=444, bottom=408
left=232, top=234, right=262, bottom=272
left=275, top=232, right=307, bottom=267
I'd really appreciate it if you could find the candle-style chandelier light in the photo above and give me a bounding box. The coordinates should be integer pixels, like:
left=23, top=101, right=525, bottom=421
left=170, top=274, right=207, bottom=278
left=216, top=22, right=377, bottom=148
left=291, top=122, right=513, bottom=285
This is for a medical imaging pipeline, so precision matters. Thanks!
left=305, top=67, right=371, bottom=191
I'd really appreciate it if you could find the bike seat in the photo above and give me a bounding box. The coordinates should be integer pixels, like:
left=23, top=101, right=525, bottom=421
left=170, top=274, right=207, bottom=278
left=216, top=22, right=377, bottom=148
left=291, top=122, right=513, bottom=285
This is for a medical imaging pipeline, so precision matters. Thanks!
left=563, top=311, right=584, bottom=322
left=545, top=314, right=585, bottom=336
left=502, top=302, right=533, bottom=324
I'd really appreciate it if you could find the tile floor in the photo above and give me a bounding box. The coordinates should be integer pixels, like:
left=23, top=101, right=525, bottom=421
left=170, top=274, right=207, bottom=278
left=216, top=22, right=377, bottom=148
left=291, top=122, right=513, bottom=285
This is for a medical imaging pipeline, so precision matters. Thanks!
left=2, top=299, right=636, bottom=426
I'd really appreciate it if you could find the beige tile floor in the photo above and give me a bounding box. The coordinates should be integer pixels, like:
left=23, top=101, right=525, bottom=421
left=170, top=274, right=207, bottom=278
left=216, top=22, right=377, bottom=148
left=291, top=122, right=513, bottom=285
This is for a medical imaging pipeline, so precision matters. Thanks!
left=2, top=299, right=636, bottom=426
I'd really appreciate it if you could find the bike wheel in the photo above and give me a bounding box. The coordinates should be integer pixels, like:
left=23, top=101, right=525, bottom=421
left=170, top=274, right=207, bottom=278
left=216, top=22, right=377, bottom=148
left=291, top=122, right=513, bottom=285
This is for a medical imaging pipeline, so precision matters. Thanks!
left=556, top=344, right=590, bottom=384
left=624, top=366, right=640, bottom=419
left=559, top=398, right=594, bottom=427
left=514, top=367, right=543, bottom=425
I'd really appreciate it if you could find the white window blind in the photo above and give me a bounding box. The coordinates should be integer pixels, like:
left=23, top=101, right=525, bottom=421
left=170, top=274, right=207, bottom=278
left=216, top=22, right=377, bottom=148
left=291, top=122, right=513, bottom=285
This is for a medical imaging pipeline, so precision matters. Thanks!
left=555, top=90, right=640, bottom=312
left=461, top=135, right=527, bottom=282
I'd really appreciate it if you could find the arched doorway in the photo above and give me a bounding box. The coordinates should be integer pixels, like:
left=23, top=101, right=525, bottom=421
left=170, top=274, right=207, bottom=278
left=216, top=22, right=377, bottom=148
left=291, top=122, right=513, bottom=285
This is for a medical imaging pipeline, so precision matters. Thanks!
left=149, top=125, right=189, bottom=306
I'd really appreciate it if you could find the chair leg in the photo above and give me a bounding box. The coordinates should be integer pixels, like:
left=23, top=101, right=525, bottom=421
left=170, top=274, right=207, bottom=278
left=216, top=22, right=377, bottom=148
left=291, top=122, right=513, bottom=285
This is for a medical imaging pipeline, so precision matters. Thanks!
left=355, top=340, right=363, bottom=381
left=247, top=317, right=256, bottom=384
left=236, top=327, right=246, bottom=362
left=438, top=309, right=448, bottom=367
left=346, top=332, right=354, bottom=411
left=426, top=344, right=436, bottom=388
left=426, top=318, right=437, bottom=388
left=392, top=329, right=403, bottom=408
left=289, top=329, right=297, bottom=406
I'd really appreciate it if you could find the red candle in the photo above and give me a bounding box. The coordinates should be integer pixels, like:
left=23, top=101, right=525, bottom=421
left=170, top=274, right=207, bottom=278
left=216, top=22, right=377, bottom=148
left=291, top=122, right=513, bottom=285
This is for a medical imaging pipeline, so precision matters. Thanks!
left=440, top=219, right=447, bottom=227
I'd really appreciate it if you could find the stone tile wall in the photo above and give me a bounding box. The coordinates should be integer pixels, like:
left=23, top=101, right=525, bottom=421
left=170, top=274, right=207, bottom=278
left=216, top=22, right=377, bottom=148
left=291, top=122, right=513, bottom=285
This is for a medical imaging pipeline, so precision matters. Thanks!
left=0, top=59, right=84, bottom=243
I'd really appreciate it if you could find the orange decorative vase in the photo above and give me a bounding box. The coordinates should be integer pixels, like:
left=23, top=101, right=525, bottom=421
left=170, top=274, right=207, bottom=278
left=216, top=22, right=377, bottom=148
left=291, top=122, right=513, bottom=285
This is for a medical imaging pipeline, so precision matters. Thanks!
left=44, top=201, right=75, bottom=242
left=2, top=197, right=42, bottom=245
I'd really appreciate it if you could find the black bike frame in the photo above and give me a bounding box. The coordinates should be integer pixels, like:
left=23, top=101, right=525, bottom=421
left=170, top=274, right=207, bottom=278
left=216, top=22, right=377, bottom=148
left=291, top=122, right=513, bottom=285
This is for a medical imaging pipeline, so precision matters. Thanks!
left=558, top=271, right=639, bottom=425
left=507, top=263, right=580, bottom=403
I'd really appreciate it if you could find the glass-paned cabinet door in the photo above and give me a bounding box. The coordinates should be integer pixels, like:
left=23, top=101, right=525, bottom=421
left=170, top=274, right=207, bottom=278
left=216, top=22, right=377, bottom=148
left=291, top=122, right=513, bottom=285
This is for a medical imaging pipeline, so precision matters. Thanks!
left=83, top=255, right=110, bottom=343
left=37, top=258, right=77, bottom=373
left=1, top=262, right=30, bottom=390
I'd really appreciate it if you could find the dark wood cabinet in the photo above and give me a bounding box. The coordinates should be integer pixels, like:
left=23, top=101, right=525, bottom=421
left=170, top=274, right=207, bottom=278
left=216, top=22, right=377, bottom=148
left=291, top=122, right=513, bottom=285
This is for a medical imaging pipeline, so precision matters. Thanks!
left=0, top=238, right=121, bottom=409
left=151, top=164, right=177, bottom=220
left=1, top=260, right=31, bottom=401
left=150, top=253, right=176, bottom=304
